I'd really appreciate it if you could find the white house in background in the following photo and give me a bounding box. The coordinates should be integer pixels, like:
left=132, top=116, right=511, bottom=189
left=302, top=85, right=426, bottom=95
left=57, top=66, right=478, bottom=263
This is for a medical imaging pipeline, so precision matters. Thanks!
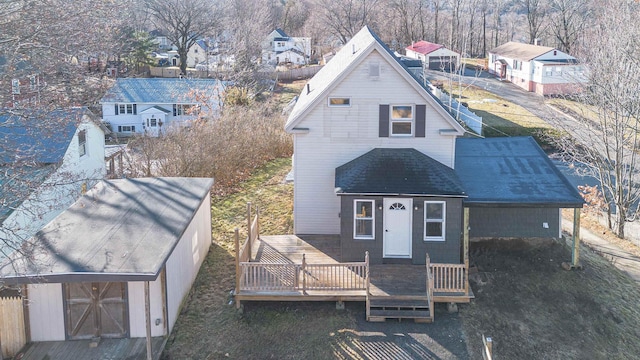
left=262, top=29, right=311, bottom=65
left=405, top=41, right=460, bottom=71
left=0, top=108, right=106, bottom=264
left=150, top=29, right=173, bottom=51
left=488, top=41, right=586, bottom=95
left=101, top=78, right=224, bottom=137
left=186, top=40, right=208, bottom=68
left=0, top=177, right=213, bottom=358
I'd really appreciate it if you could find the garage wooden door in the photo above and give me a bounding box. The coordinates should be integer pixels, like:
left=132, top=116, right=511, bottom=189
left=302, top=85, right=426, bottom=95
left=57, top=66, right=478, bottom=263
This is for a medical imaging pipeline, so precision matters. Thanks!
left=64, top=282, right=129, bottom=340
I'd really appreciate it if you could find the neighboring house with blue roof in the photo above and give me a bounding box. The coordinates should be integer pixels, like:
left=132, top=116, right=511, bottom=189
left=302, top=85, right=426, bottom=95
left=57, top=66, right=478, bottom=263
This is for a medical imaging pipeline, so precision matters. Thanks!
left=262, top=29, right=311, bottom=66
left=285, top=26, right=583, bottom=267
left=100, top=78, right=224, bottom=137
left=0, top=107, right=105, bottom=261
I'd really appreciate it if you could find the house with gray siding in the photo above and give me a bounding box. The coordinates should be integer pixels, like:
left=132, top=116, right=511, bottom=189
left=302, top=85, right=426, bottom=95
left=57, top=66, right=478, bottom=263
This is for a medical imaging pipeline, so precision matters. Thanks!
left=285, top=26, right=584, bottom=267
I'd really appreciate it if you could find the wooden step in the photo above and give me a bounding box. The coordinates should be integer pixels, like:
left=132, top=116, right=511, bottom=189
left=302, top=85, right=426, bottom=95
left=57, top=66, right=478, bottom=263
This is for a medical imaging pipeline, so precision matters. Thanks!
left=367, top=295, right=434, bottom=322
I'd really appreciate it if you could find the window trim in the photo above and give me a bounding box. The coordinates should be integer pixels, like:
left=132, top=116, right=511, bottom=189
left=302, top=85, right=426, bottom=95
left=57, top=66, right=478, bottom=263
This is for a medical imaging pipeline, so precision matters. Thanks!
left=328, top=97, right=351, bottom=107
left=424, top=201, right=446, bottom=241
left=390, top=104, right=414, bottom=137
left=353, top=199, right=375, bottom=240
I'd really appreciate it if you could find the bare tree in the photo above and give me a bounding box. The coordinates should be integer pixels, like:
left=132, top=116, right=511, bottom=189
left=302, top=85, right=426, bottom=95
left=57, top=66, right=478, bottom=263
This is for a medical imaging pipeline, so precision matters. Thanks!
left=554, top=1, right=640, bottom=238
left=315, top=0, right=382, bottom=44
left=520, top=0, right=548, bottom=43
left=548, top=0, right=591, bottom=54
left=145, top=0, right=218, bottom=75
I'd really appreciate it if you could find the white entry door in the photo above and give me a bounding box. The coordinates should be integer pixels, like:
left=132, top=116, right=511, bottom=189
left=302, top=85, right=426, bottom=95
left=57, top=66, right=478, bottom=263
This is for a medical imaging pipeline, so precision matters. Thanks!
left=383, top=198, right=413, bottom=258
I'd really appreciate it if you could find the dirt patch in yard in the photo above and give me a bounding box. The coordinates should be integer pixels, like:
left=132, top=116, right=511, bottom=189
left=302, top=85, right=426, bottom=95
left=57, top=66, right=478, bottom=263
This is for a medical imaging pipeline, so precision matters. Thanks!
left=462, top=238, right=640, bottom=359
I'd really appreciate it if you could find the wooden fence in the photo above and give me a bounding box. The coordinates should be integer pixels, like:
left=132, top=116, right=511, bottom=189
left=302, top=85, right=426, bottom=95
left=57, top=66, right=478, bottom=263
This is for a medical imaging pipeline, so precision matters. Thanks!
left=0, top=296, right=26, bottom=358
left=430, top=263, right=467, bottom=293
left=277, top=66, right=323, bottom=81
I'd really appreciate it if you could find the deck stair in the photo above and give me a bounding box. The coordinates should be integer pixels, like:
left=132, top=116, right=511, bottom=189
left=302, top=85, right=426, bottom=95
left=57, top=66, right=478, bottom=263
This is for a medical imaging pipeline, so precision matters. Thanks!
left=367, top=295, right=433, bottom=323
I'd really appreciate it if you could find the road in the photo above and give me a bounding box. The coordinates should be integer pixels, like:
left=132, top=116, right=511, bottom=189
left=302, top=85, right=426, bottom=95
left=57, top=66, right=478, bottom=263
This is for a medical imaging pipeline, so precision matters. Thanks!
left=424, top=68, right=582, bottom=132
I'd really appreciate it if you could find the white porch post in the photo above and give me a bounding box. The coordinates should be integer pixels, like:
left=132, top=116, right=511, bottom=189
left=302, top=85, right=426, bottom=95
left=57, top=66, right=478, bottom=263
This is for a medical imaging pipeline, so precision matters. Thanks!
left=145, top=281, right=152, bottom=360
left=463, top=207, right=470, bottom=296
left=572, top=208, right=581, bottom=267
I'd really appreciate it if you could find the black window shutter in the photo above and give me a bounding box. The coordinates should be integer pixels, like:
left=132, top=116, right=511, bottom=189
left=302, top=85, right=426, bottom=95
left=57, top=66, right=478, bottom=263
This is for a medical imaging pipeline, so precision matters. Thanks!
left=379, top=104, right=389, bottom=137
left=133, top=104, right=137, bottom=115
left=118, top=126, right=122, bottom=132
left=115, top=104, right=118, bottom=115
left=415, top=104, right=426, bottom=137
left=132, top=126, right=136, bottom=132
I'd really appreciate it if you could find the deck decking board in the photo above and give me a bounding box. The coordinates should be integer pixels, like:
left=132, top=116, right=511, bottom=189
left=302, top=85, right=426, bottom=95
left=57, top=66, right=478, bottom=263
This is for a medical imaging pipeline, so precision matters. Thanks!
left=240, top=235, right=472, bottom=304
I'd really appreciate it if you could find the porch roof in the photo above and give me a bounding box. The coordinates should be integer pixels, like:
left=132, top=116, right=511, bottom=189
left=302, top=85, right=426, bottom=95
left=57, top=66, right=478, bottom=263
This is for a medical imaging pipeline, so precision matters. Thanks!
left=0, top=177, right=214, bottom=284
left=335, top=148, right=466, bottom=197
left=455, top=137, right=584, bottom=208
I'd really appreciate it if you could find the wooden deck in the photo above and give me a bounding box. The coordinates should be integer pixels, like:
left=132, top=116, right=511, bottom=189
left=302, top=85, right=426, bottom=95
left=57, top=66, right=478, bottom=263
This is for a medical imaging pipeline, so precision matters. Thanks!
left=19, top=337, right=166, bottom=360
left=236, top=235, right=473, bottom=304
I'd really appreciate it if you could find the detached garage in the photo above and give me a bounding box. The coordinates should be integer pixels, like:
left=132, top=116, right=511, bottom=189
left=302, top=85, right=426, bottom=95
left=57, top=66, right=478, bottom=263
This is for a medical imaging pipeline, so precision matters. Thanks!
left=0, top=177, right=213, bottom=360
left=405, top=41, right=460, bottom=71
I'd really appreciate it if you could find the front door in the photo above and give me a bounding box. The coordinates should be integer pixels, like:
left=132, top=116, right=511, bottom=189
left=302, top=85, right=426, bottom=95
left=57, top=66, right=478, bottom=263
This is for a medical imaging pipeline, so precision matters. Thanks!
left=64, top=282, right=129, bottom=340
left=383, top=198, right=413, bottom=258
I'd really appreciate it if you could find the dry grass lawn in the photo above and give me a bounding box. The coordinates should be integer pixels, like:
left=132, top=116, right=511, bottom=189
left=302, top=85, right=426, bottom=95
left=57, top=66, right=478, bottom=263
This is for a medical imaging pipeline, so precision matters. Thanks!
left=162, top=158, right=640, bottom=359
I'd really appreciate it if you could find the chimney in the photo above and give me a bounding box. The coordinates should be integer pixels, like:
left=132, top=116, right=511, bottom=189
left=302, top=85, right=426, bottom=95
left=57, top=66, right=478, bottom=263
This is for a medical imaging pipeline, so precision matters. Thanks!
left=534, top=38, right=541, bottom=46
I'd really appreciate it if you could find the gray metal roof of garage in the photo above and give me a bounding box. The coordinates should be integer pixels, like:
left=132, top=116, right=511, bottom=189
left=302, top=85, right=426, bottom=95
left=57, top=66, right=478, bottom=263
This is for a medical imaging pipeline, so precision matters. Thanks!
left=455, top=137, right=584, bottom=208
left=0, top=177, right=214, bottom=284
left=335, top=148, right=466, bottom=197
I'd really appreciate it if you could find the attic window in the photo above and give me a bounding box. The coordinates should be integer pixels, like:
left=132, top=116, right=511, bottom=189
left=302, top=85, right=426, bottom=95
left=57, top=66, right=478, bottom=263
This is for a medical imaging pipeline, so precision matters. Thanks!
left=369, top=63, right=380, bottom=77
left=78, top=130, right=87, bottom=157
left=328, top=97, right=351, bottom=107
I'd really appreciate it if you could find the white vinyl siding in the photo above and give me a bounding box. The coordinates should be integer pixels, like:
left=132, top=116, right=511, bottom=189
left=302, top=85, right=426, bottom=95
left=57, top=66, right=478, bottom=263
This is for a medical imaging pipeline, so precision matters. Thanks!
left=292, top=50, right=458, bottom=234
left=165, top=194, right=212, bottom=332
left=27, top=283, right=66, bottom=341
left=128, top=279, right=165, bottom=337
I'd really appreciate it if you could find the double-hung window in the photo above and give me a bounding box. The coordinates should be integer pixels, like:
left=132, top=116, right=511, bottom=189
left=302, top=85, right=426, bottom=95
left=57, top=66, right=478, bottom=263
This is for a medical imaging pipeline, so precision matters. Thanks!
left=354, top=200, right=375, bottom=239
left=116, top=103, right=137, bottom=115
left=424, top=201, right=446, bottom=241
left=390, top=105, right=413, bottom=136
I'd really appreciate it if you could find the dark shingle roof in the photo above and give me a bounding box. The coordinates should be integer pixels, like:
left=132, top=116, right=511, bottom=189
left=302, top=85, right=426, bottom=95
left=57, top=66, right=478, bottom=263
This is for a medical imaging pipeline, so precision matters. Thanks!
left=0, top=108, right=87, bottom=164
left=455, top=137, right=584, bottom=207
left=0, top=177, right=214, bottom=283
left=335, top=148, right=466, bottom=196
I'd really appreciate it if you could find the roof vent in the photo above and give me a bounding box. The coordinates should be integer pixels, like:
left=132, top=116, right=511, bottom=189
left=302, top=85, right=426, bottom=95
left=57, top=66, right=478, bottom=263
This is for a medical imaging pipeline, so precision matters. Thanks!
left=306, top=83, right=310, bottom=95
left=352, top=44, right=356, bottom=54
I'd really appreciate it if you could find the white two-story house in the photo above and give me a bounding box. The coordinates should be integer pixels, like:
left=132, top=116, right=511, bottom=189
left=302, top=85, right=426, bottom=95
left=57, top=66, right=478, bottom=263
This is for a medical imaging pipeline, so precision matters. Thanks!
left=262, top=29, right=311, bottom=66
left=285, top=26, right=584, bottom=266
left=488, top=41, right=587, bottom=95
left=101, top=78, right=224, bottom=137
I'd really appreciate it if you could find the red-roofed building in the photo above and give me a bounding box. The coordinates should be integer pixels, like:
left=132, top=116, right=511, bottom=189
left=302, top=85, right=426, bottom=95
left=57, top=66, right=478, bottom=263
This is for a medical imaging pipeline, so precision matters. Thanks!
left=405, top=41, right=460, bottom=71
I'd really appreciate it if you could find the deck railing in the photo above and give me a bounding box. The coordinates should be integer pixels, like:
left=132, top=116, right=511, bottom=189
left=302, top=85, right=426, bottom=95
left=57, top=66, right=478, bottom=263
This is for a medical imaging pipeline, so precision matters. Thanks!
left=430, top=263, right=467, bottom=293
left=238, top=253, right=369, bottom=294
left=425, top=254, right=435, bottom=320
